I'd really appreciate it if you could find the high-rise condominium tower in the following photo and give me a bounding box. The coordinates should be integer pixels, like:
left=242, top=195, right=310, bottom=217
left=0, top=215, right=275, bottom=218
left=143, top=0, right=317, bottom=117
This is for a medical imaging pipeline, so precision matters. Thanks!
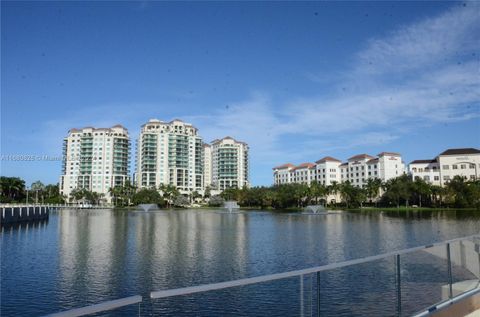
left=60, top=125, right=130, bottom=202
left=211, top=137, right=249, bottom=190
left=203, top=143, right=213, bottom=188
left=136, top=119, right=204, bottom=193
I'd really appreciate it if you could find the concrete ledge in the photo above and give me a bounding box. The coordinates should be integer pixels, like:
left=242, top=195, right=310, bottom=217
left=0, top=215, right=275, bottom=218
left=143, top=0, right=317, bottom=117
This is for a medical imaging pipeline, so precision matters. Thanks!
left=432, top=288, right=480, bottom=317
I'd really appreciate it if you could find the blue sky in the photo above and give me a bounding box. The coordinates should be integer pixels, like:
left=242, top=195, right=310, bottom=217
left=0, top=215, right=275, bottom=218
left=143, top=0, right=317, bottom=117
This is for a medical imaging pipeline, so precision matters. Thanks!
left=1, top=1, right=479, bottom=187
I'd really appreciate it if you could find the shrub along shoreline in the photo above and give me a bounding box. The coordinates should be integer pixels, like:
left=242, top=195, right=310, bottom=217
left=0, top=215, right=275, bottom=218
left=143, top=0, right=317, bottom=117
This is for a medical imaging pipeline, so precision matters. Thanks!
left=2, top=174, right=478, bottom=211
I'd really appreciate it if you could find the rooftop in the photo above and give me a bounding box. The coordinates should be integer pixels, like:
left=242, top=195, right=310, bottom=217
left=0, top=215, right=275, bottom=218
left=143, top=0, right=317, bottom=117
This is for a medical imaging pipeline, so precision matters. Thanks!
left=68, top=125, right=128, bottom=134
left=293, top=163, right=315, bottom=170
left=377, top=152, right=401, bottom=157
left=348, top=154, right=375, bottom=161
left=211, top=136, right=248, bottom=146
left=272, top=163, right=295, bottom=170
left=315, top=156, right=342, bottom=164
left=438, top=148, right=480, bottom=156
left=410, top=159, right=438, bottom=164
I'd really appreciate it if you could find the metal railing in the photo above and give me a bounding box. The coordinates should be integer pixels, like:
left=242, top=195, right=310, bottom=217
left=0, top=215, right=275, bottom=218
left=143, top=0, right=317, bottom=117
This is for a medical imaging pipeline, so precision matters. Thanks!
left=44, top=296, right=142, bottom=317
left=44, top=234, right=480, bottom=317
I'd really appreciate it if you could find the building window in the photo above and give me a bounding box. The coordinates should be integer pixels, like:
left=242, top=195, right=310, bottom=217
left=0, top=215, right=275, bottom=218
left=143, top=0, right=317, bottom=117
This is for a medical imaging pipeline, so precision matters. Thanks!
left=470, top=164, right=475, bottom=169
left=443, top=165, right=449, bottom=170
left=434, top=176, right=439, bottom=181
left=424, top=176, right=430, bottom=181
left=443, top=176, right=450, bottom=181
left=460, top=164, right=466, bottom=169
left=452, top=165, right=458, bottom=169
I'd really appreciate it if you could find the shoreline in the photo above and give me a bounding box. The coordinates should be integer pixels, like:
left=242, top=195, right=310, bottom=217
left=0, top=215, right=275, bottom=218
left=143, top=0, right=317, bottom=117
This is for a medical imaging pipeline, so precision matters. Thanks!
left=109, top=205, right=479, bottom=213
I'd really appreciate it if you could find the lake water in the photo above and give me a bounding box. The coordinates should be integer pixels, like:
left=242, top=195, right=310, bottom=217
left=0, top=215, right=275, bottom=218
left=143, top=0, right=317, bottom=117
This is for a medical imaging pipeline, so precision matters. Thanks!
left=1, top=209, right=479, bottom=316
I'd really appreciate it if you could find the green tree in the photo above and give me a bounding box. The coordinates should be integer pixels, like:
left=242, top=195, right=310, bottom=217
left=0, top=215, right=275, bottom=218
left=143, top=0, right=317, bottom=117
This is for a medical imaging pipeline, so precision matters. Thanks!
left=208, top=195, right=224, bottom=207
left=445, top=176, right=479, bottom=208
left=327, top=181, right=340, bottom=207
left=339, top=181, right=365, bottom=208
left=109, top=181, right=136, bottom=207
left=159, top=184, right=179, bottom=208
left=430, top=185, right=444, bottom=207
left=412, top=178, right=432, bottom=207
left=132, top=188, right=164, bottom=206
left=365, top=178, right=383, bottom=206
left=70, top=188, right=86, bottom=203
left=191, top=190, right=202, bottom=203
left=0, top=177, right=26, bottom=202
left=382, top=175, right=412, bottom=208
left=204, top=186, right=211, bottom=198
left=310, top=181, right=327, bottom=205
left=173, top=195, right=190, bottom=207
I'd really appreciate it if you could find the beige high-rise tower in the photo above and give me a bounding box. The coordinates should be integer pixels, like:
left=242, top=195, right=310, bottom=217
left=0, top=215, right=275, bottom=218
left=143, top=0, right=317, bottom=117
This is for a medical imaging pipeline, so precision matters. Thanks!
left=59, top=125, right=130, bottom=202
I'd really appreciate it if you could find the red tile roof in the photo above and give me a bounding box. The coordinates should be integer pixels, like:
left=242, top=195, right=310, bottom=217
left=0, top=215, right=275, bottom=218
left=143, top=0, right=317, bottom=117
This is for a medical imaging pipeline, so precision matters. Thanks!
left=292, top=163, right=315, bottom=170
left=348, top=154, right=375, bottom=161
left=315, top=156, right=342, bottom=163
left=367, top=158, right=379, bottom=164
left=272, top=163, right=295, bottom=170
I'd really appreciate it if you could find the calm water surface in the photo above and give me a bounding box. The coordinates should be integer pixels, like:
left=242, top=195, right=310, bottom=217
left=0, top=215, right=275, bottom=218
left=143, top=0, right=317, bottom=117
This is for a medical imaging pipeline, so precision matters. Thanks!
left=1, top=209, right=479, bottom=316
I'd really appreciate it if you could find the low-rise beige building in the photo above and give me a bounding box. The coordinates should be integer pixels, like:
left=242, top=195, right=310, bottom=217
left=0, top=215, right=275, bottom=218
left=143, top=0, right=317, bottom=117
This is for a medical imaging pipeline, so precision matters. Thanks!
left=409, top=148, right=480, bottom=186
left=274, top=152, right=406, bottom=188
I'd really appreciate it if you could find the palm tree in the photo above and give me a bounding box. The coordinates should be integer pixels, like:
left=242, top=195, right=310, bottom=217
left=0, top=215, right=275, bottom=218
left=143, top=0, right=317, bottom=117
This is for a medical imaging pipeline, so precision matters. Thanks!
left=308, top=181, right=325, bottom=205
left=412, top=178, right=432, bottom=207
left=339, top=181, right=354, bottom=208
left=70, top=188, right=86, bottom=203
left=191, top=190, right=201, bottom=203
left=0, top=177, right=26, bottom=202
left=327, top=181, right=340, bottom=207
left=382, top=175, right=412, bottom=208
left=365, top=178, right=382, bottom=206
left=159, top=184, right=179, bottom=208
left=430, top=185, right=444, bottom=207
left=31, top=180, right=46, bottom=204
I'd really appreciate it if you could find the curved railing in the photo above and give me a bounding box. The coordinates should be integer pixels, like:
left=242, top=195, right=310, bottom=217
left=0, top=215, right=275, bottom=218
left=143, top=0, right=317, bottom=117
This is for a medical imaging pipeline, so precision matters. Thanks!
left=44, top=234, right=480, bottom=317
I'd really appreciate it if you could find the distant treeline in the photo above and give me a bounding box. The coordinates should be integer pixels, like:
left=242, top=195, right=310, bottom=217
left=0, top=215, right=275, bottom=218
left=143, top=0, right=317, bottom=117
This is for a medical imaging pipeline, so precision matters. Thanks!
left=2, top=175, right=479, bottom=209
left=218, top=175, right=480, bottom=210
left=0, top=177, right=65, bottom=204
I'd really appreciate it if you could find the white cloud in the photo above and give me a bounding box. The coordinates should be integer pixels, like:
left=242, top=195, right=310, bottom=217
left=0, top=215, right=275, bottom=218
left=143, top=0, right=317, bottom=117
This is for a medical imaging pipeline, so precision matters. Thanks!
left=185, top=5, right=479, bottom=167
left=34, top=4, right=479, bottom=183
left=355, top=5, right=480, bottom=76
